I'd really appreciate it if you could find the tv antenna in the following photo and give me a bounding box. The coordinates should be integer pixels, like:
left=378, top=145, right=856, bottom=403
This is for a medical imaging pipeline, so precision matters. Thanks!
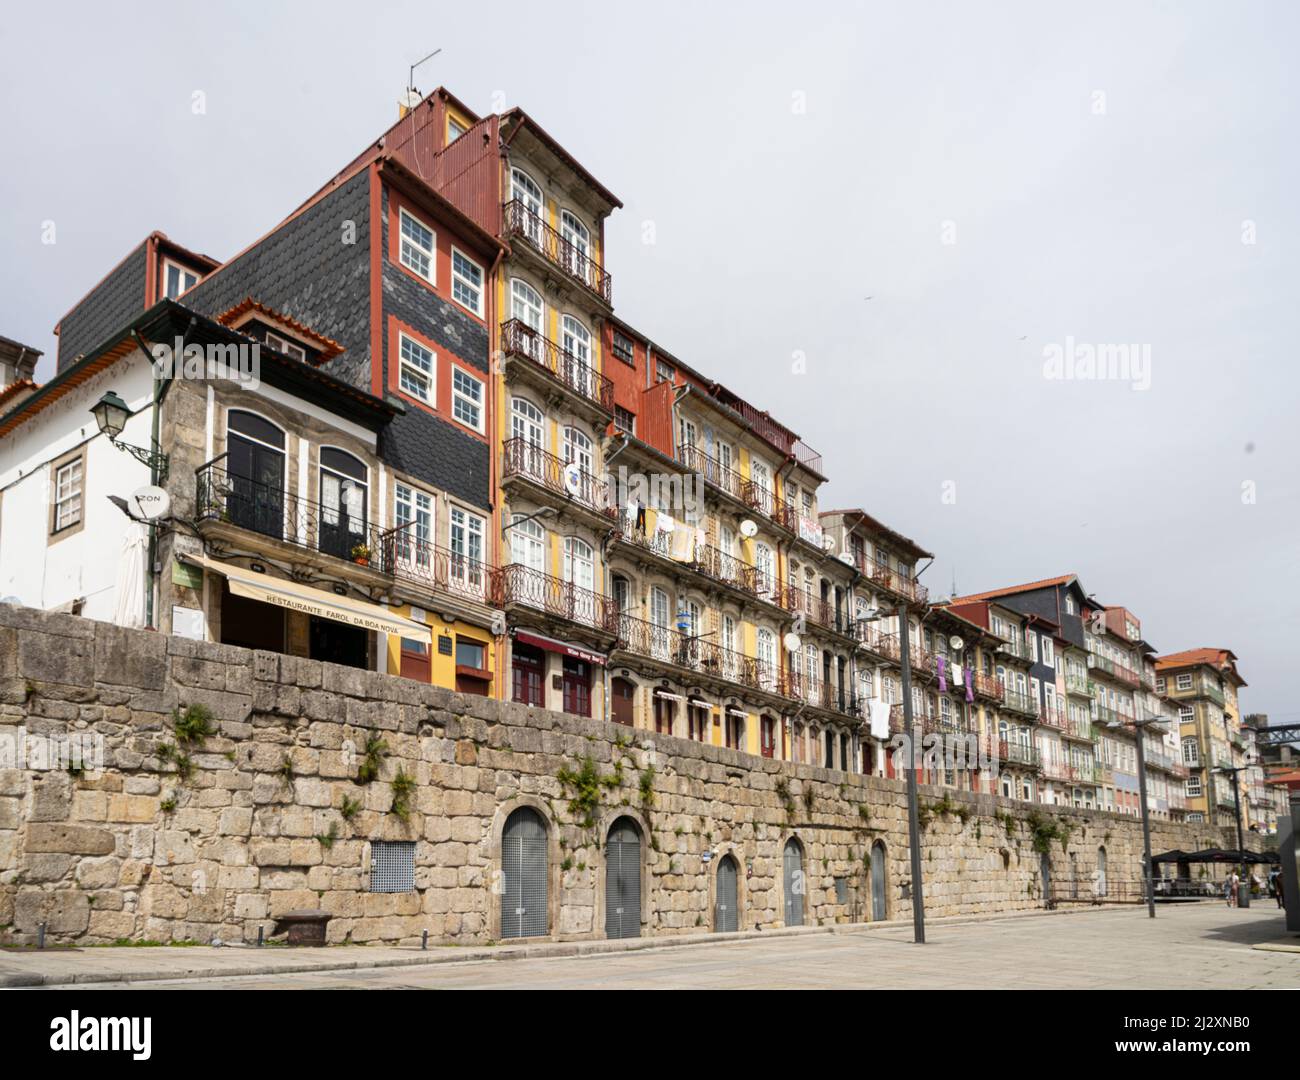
left=406, top=48, right=443, bottom=103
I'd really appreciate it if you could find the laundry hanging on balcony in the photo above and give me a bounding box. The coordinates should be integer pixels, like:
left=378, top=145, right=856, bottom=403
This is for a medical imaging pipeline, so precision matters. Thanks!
left=868, top=698, right=891, bottom=741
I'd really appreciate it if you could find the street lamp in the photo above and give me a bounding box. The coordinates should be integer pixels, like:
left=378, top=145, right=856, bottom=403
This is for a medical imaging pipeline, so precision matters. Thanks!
left=1106, top=709, right=1160, bottom=918
left=90, top=390, right=170, bottom=482
left=1214, top=758, right=1254, bottom=908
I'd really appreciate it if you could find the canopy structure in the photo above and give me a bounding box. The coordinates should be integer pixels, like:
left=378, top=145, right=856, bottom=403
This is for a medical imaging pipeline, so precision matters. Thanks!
left=1151, top=848, right=1279, bottom=865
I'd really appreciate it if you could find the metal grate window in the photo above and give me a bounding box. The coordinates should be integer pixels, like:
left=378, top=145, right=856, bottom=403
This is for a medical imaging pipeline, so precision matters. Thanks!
left=370, top=841, right=416, bottom=893
left=834, top=876, right=849, bottom=905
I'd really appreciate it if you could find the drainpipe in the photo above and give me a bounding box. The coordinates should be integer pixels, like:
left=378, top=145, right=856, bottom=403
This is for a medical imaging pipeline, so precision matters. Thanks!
left=486, top=244, right=507, bottom=692
left=600, top=432, right=631, bottom=722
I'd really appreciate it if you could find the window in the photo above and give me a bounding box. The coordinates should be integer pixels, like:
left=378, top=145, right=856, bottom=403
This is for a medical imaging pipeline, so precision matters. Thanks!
left=399, top=333, right=435, bottom=402
left=1176, top=673, right=1193, bottom=691
left=510, top=514, right=545, bottom=570
left=511, top=168, right=544, bottom=244
left=264, top=331, right=307, bottom=362
left=52, top=457, right=83, bottom=533
left=447, top=116, right=467, bottom=143
left=398, top=208, right=435, bottom=282
left=394, top=482, right=432, bottom=565
left=511, top=396, right=544, bottom=446
left=655, top=359, right=674, bottom=384
left=563, top=426, right=593, bottom=474
left=1041, top=638, right=1054, bottom=667
left=1179, top=704, right=1194, bottom=723
left=1186, top=776, right=1202, bottom=797
left=450, top=248, right=484, bottom=315
left=614, top=405, right=636, bottom=435
left=1065, top=595, right=1076, bottom=615
left=559, top=210, right=591, bottom=281
left=370, top=840, right=416, bottom=892
left=456, top=638, right=486, bottom=670
left=162, top=259, right=198, bottom=299
left=612, top=331, right=635, bottom=364
left=451, top=368, right=484, bottom=432
left=1182, top=737, right=1200, bottom=765
left=449, top=506, right=485, bottom=594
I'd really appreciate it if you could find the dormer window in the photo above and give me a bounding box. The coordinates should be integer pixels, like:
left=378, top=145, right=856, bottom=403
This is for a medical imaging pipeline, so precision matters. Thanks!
left=264, top=331, right=306, bottom=363
left=163, top=259, right=199, bottom=299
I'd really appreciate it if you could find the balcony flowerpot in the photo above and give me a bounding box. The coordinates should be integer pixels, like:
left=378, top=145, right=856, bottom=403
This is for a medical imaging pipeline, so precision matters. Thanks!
left=350, top=544, right=371, bottom=567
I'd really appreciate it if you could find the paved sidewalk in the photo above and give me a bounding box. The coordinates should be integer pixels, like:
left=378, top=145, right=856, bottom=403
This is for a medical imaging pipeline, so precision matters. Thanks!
left=4, top=903, right=1296, bottom=990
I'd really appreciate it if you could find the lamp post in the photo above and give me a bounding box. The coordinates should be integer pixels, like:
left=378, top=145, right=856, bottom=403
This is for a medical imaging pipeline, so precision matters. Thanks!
left=897, top=601, right=926, bottom=944
left=1214, top=760, right=1253, bottom=908
left=1107, top=709, right=1158, bottom=918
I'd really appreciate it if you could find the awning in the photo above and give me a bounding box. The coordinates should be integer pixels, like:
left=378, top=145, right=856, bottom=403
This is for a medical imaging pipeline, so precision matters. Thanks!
left=726, top=706, right=749, bottom=718
left=513, top=630, right=606, bottom=666
left=653, top=689, right=683, bottom=701
left=184, top=555, right=430, bottom=642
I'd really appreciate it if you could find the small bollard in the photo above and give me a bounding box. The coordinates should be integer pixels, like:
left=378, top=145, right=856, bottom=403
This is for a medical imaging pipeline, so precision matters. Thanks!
left=257, top=925, right=264, bottom=948
left=38, top=922, right=46, bottom=950
left=422, top=930, right=428, bottom=951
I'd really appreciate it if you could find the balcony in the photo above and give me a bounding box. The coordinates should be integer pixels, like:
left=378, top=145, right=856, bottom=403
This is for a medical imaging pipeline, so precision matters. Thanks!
left=1036, top=698, right=1068, bottom=729
left=1060, top=714, right=1096, bottom=742
left=1001, top=686, right=1038, bottom=718
left=501, top=437, right=611, bottom=520
left=782, top=583, right=849, bottom=635
left=1088, top=652, right=1140, bottom=687
left=502, top=199, right=612, bottom=304
left=677, top=444, right=746, bottom=503
left=996, top=636, right=1033, bottom=663
left=613, top=514, right=762, bottom=598
left=1041, top=757, right=1072, bottom=782
left=500, top=319, right=614, bottom=415
left=858, top=555, right=929, bottom=606
left=998, top=740, right=1041, bottom=769
left=615, top=612, right=778, bottom=696
left=388, top=529, right=497, bottom=608
left=196, top=459, right=394, bottom=579
left=784, top=672, right=858, bottom=718
left=1065, top=673, right=1094, bottom=698
left=499, top=564, right=617, bottom=636
left=971, top=671, right=1003, bottom=702
left=856, top=624, right=902, bottom=663
left=1201, top=682, right=1226, bottom=707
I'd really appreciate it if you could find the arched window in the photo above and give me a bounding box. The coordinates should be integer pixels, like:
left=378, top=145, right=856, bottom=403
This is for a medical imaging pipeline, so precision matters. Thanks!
left=511, top=396, right=544, bottom=446
left=510, top=168, right=544, bottom=245
left=224, top=410, right=286, bottom=539
left=560, top=314, right=593, bottom=396
left=509, top=514, right=545, bottom=571
left=318, top=447, right=368, bottom=562
left=755, top=542, right=774, bottom=598
left=562, top=425, right=593, bottom=474
left=510, top=278, right=544, bottom=360
left=560, top=210, right=591, bottom=276
left=649, top=586, right=671, bottom=661
left=756, top=627, right=776, bottom=690
left=501, top=807, right=548, bottom=939
left=563, top=536, right=596, bottom=626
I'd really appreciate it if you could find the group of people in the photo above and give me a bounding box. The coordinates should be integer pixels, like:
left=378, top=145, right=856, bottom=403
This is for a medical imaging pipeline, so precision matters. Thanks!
left=1223, top=866, right=1286, bottom=908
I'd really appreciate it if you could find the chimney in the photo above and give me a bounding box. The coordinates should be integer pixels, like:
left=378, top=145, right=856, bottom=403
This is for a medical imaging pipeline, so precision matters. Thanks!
left=0, top=334, right=40, bottom=407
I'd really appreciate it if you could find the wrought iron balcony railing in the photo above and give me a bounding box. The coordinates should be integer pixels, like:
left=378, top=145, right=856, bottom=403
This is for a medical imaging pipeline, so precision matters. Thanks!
left=388, top=528, right=496, bottom=605
left=1001, top=686, right=1038, bottom=717
left=500, top=319, right=615, bottom=412
left=1065, top=673, right=1094, bottom=697
left=995, top=636, right=1034, bottom=662
left=677, top=444, right=746, bottom=502
left=501, top=437, right=610, bottom=515
left=502, top=199, right=612, bottom=303
left=615, top=612, right=779, bottom=695
left=971, top=671, right=1003, bottom=701
left=196, top=459, right=394, bottom=573
left=781, top=583, right=846, bottom=634
left=857, top=554, right=929, bottom=605
left=998, top=740, right=1041, bottom=768
left=499, top=563, right=618, bottom=634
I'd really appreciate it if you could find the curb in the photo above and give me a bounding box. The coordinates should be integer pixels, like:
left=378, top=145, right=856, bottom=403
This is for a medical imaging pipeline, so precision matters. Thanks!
left=2, top=903, right=1142, bottom=988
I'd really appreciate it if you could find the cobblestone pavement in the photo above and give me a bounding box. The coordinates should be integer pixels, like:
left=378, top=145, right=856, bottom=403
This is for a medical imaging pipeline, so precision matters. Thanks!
left=42, top=903, right=1300, bottom=990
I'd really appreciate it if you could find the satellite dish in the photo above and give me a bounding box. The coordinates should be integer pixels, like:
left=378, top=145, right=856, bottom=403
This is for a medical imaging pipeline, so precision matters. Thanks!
left=562, top=462, right=583, bottom=497
left=739, top=519, right=758, bottom=539
left=949, top=635, right=965, bottom=652
left=129, top=485, right=171, bottom=521
left=783, top=632, right=802, bottom=653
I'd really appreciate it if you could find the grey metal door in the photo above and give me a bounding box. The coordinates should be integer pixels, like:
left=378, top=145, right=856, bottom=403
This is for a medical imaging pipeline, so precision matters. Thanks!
left=783, top=840, right=804, bottom=926
left=502, top=808, right=547, bottom=938
left=1040, top=852, right=1052, bottom=907
left=605, top=819, right=641, bottom=939
left=715, top=855, right=739, bottom=932
left=870, top=842, right=886, bottom=920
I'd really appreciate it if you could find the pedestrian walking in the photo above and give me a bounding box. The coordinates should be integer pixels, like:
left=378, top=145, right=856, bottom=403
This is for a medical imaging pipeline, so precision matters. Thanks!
left=1277, top=870, right=1286, bottom=911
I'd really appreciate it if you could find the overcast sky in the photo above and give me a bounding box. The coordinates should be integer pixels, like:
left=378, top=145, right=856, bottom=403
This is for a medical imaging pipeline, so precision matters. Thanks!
left=2, top=2, right=1295, bottom=722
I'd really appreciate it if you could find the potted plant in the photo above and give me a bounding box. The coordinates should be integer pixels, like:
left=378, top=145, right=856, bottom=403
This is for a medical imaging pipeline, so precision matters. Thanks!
left=350, top=542, right=371, bottom=566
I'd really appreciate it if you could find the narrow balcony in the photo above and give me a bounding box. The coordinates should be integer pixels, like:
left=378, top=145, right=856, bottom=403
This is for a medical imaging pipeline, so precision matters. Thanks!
left=500, top=319, right=615, bottom=416
left=995, top=636, right=1034, bottom=663
left=1065, top=673, right=1094, bottom=698
left=502, top=199, right=612, bottom=304
left=1036, top=698, right=1068, bottom=729
left=388, top=529, right=498, bottom=608
left=1001, top=686, right=1038, bottom=718
left=855, top=624, right=901, bottom=663
left=614, top=612, right=779, bottom=695
left=499, top=563, right=618, bottom=636
left=971, top=671, right=1003, bottom=702
left=858, top=554, right=929, bottom=606
left=781, top=583, right=849, bottom=635
left=501, top=437, right=611, bottom=520
left=998, top=740, right=1041, bottom=769
left=195, top=459, right=393, bottom=582
left=678, top=444, right=746, bottom=503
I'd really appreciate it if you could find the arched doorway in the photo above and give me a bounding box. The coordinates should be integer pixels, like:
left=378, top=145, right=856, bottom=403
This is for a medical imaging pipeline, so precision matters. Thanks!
left=605, top=818, right=641, bottom=939
left=1097, top=846, right=1108, bottom=898
left=783, top=839, right=805, bottom=926
left=501, top=807, right=548, bottom=938
left=715, top=854, right=740, bottom=932
left=870, top=841, right=887, bottom=921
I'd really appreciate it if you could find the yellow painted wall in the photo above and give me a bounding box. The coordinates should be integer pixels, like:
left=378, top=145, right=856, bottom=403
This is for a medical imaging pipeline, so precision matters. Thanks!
left=384, top=605, right=497, bottom=693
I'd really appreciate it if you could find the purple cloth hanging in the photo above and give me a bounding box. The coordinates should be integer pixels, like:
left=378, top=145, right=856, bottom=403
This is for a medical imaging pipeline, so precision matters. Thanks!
left=965, top=667, right=975, bottom=703
left=937, top=655, right=947, bottom=693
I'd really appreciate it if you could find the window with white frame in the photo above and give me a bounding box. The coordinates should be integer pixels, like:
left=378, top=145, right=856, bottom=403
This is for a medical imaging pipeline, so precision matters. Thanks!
left=509, top=514, right=545, bottom=570
left=1186, top=776, right=1202, bottom=798
left=1041, top=637, right=1054, bottom=667
left=449, top=506, right=485, bottom=593
left=53, top=458, right=83, bottom=532
left=1179, top=704, right=1194, bottom=724
left=1155, top=676, right=1165, bottom=692
left=451, top=368, right=484, bottom=432
left=1182, top=737, right=1200, bottom=765
left=394, top=482, right=432, bottom=563
left=450, top=248, right=484, bottom=315
left=398, top=208, right=435, bottom=281
left=162, top=259, right=199, bottom=299
left=1176, top=673, right=1193, bottom=691
left=399, top=334, right=434, bottom=402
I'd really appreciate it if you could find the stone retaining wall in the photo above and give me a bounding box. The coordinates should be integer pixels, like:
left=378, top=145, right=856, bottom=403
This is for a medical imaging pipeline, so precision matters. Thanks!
left=0, top=606, right=1231, bottom=945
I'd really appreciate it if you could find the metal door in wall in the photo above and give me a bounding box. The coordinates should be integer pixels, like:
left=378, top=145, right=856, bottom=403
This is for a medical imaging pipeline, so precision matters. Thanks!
left=501, top=808, right=548, bottom=938
left=1040, top=852, right=1053, bottom=908
left=871, top=842, right=887, bottom=920
left=783, top=840, right=804, bottom=926
left=604, top=819, right=641, bottom=939
left=715, top=855, right=739, bottom=932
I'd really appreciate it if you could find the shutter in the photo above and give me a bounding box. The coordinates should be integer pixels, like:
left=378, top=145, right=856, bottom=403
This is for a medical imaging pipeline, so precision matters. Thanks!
left=502, top=808, right=548, bottom=938
left=715, top=855, right=739, bottom=932
left=783, top=841, right=803, bottom=926
left=605, top=819, right=641, bottom=939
